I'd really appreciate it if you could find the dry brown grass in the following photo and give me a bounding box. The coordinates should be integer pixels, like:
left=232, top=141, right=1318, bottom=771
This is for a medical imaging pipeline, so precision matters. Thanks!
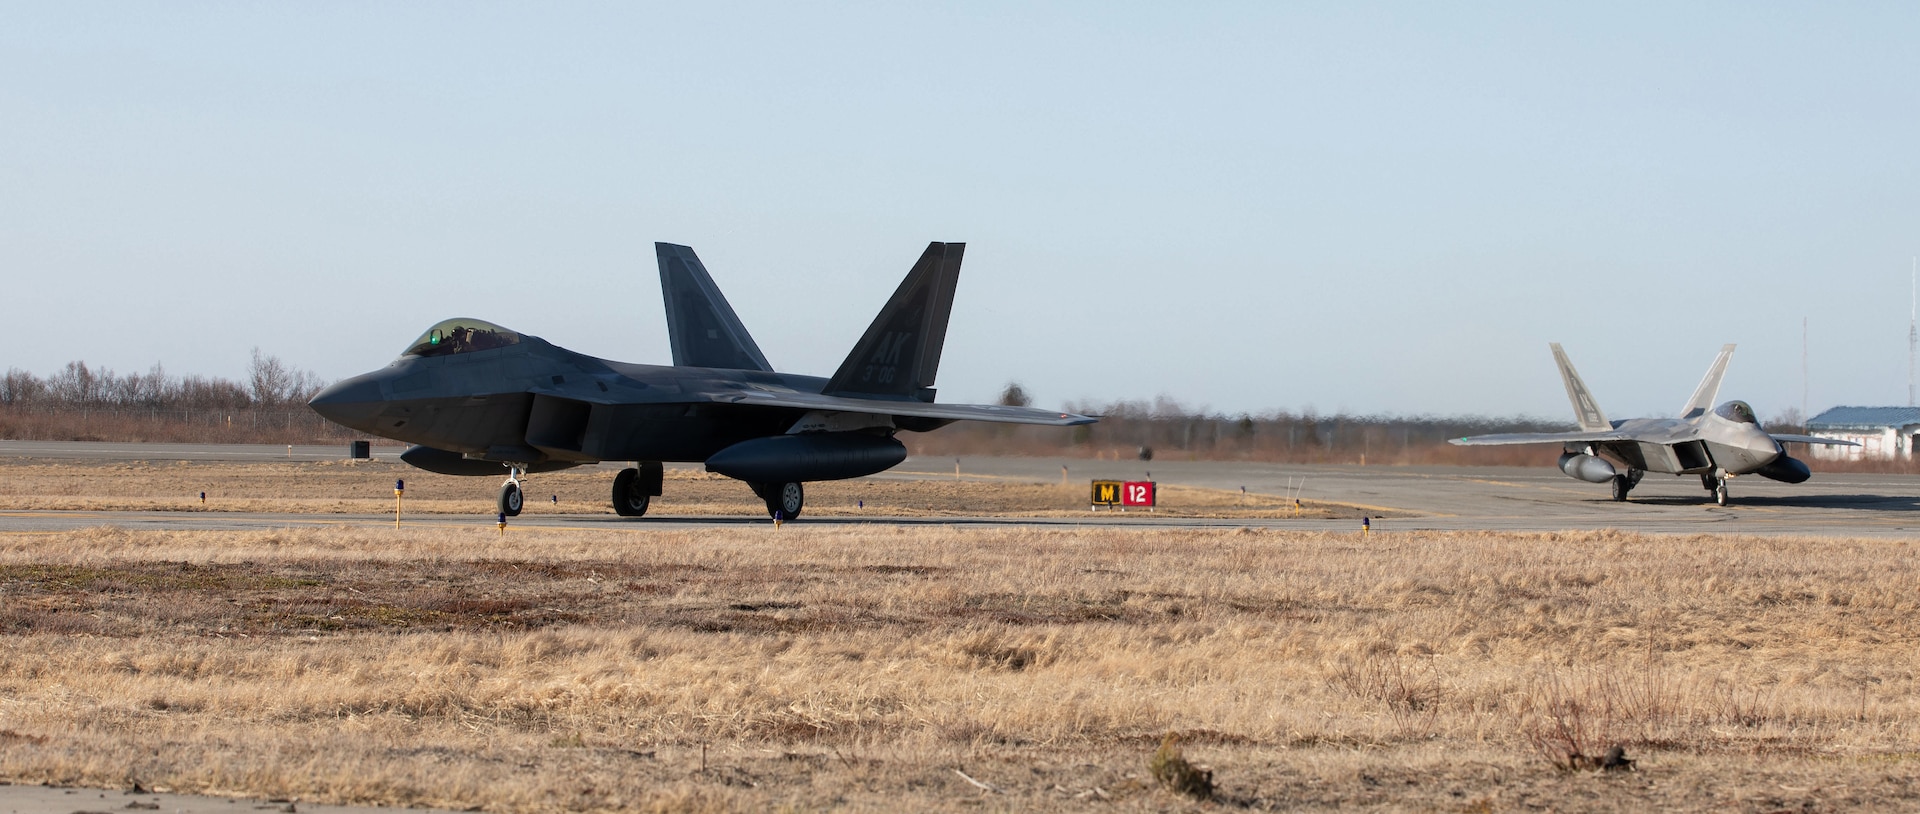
left=0, top=458, right=1360, bottom=519
left=2, top=523, right=1918, bottom=811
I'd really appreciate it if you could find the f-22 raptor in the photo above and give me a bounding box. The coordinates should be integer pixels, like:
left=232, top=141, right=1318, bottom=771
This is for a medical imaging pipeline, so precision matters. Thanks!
left=309, top=242, right=1093, bottom=519
left=1449, top=343, right=1855, bottom=505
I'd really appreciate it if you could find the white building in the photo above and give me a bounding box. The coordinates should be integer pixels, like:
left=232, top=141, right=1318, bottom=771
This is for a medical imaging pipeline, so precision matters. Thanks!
left=1804, top=406, right=1920, bottom=460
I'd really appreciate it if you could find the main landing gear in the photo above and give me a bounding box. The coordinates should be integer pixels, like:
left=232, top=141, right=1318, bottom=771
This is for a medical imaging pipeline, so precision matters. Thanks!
left=1701, top=472, right=1730, bottom=506
left=498, top=465, right=525, bottom=517
left=612, top=462, right=664, bottom=517
left=750, top=481, right=805, bottom=520
left=1609, top=467, right=1645, bottom=502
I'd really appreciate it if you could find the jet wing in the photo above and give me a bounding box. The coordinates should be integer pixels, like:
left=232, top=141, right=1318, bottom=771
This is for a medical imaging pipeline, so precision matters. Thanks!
left=1768, top=433, right=1860, bottom=447
left=711, top=388, right=1095, bottom=426
left=1449, top=431, right=1629, bottom=446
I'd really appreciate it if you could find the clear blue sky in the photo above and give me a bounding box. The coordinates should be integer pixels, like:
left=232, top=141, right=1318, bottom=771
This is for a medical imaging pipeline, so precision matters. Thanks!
left=5, top=3, right=1917, bottom=420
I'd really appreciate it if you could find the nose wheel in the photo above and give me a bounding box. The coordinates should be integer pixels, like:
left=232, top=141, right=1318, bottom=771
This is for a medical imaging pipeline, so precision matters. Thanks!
left=498, top=465, right=526, bottom=517
left=1701, top=472, right=1730, bottom=506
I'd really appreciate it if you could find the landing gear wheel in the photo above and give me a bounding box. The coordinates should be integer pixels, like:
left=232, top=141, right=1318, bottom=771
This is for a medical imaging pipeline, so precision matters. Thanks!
left=762, top=481, right=804, bottom=520
left=1610, top=474, right=1631, bottom=502
left=498, top=481, right=523, bottom=517
left=612, top=468, right=651, bottom=517
left=1714, top=481, right=1729, bottom=506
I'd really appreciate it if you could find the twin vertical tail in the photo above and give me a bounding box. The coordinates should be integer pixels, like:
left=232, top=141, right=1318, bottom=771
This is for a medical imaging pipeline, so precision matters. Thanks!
left=656, top=243, right=774, bottom=372
left=1550, top=343, right=1612, bottom=432
left=824, top=242, right=963, bottom=403
left=1680, top=344, right=1737, bottom=419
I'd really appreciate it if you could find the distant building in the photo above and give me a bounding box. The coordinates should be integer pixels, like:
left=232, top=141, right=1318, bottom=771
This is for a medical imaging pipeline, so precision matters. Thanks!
left=1804, top=406, right=1920, bottom=460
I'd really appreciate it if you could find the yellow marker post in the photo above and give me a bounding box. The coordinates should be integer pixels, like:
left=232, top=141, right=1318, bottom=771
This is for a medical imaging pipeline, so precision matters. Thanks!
left=394, top=479, right=405, bottom=528
left=1361, top=517, right=1371, bottom=534
left=497, top=512, right=507, bottom=538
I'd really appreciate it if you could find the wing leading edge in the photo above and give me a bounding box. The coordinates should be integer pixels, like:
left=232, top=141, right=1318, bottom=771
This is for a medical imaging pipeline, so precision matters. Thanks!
left=1449, top=431, right=1627, bottom=447
left=1768, top=433, right=1860, bottom=447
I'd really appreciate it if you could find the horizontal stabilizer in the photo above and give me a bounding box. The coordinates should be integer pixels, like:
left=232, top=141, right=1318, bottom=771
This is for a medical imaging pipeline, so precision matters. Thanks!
left=825, top=242, right=962, bottom=402
left=657, top=243, right=774, bottom=371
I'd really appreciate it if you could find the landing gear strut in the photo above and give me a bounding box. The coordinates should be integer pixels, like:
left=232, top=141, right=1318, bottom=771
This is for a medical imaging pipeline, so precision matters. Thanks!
left=1702, top=472, right=1729, bottom=506
left=612, top=462, right=663, bottom=517
left=1609, top=467, right=1644, bottom=502
left=751, top=481, right=804, bottom=520
left=498, top=465, right=526, bottom=517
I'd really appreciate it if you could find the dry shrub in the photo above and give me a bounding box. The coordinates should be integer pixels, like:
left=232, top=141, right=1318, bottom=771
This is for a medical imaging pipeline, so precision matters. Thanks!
left=1515, top=663, right=1673, bottom=770
left=1148, top=732, right=1213, bottom=801
left=1328, top=653, right=1444, bottom=736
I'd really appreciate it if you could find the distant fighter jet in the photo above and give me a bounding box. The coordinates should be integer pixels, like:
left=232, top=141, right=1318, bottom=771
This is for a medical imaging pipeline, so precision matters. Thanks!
left=310, top=242, right=1094, bottom=519
left=1449, top=343, right=1855, bottom=505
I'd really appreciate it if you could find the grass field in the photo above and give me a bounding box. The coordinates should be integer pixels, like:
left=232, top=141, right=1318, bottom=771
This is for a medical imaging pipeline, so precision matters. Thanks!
left=3, top=510, right=1918, bottom=811
left=0, top=457, right=1357, bottom=519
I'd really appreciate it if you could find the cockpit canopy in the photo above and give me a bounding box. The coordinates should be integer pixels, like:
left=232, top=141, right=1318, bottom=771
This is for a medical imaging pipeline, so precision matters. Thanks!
left=1713, top=400, right=1758, bottom=425
left=402, top=318, right=523, bottom=358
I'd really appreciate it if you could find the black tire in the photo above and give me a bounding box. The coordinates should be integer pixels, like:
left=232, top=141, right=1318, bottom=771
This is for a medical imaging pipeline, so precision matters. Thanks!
left=764, top=481, right=804, bottom=520
left=1714, top=482, right=1729, bottom=506
left=1610, top=475, right=1630, bottom=502
left=612, top=468, right=650, bottom=517
left=498, top=481, right=523, bottom=517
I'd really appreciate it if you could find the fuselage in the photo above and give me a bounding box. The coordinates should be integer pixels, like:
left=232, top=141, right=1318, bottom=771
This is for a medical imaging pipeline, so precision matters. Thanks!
left=1594, top=409, right=1785, bottom=476
left=309, top=333, right=915, bottom=467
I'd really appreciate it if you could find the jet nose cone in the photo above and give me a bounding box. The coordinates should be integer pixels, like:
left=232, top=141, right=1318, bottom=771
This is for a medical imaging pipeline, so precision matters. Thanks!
left=308, top=374, right=387, bottom=431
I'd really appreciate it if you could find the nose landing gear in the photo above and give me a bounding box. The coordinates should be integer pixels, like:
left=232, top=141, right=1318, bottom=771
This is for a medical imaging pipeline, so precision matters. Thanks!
left=1702, top=472, right=1730, bottom=506
left=498, top=465, right=526, bottom=517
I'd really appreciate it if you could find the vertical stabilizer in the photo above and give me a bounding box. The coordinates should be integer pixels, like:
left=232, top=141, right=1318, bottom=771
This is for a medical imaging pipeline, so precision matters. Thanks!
left=656, top=243, right=773, bottom=371
left=1551, top=343, right=1611, bottom=432
left=1680, top=343, right=1737, bottom=419
left=823, top=242, right=963, bottom=402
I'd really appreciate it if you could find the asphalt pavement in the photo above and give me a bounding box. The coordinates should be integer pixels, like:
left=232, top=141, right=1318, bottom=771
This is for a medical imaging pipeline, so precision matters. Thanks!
left=2, top=441, right=1917, bottom=537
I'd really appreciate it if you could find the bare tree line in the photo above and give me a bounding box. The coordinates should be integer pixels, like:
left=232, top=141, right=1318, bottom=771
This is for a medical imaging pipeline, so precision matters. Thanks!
left=0, top=350, right=348, bottom=444
left=1, top=349, right=325, bottom=411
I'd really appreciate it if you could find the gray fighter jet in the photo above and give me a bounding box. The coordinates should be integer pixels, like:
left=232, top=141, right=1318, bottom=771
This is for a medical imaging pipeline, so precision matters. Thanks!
left=1449, top=343, right=1855, bottom=505
left=309, top=242, right=1093, bottom=519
